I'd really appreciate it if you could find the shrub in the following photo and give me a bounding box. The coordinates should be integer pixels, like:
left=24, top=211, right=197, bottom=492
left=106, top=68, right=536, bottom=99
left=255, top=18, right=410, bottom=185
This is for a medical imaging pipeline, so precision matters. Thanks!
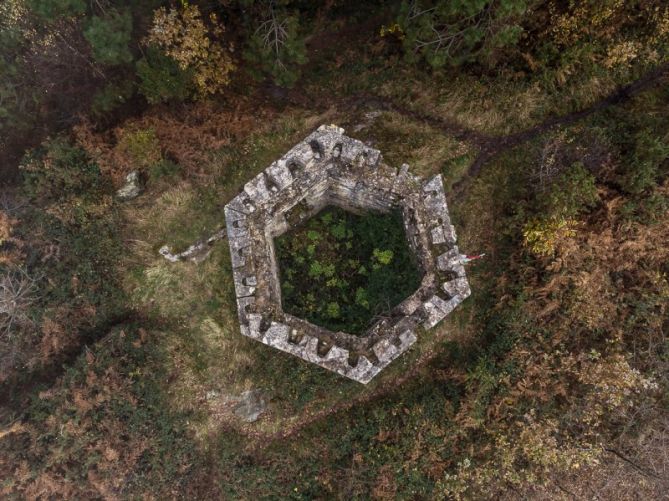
left=149, top=159, right=181, bottom=182
left=20, top=138, right=103, bottom=204
left=539, top=161, right=599, bottom=218
left=116, top=127, right=162, bottom=170
left=276, top=206, right=422, bottom=334
left=522, top=216, right=577, bottom=257
left=136, top=47, right=195, bottom=104
left=619, top=129, right=669, bottom=195
left=84, top=9, right=133, bottom=66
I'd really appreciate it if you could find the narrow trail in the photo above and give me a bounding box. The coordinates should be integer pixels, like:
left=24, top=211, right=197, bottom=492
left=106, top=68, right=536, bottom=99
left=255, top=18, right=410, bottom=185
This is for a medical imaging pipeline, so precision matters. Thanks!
left=343, top=62, right=669, bottom=196
left=271, top=61, right=669, bottom=195
left=456, top=61, right=669, bottom=192
left=243, top=61, right=669, bottom=451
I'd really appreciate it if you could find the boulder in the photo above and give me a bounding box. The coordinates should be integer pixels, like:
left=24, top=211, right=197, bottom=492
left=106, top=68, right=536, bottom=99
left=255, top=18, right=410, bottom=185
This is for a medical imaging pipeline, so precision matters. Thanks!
left=232, top=389, right=267, bottom=423
left=116, top=171, right=142, bottom=200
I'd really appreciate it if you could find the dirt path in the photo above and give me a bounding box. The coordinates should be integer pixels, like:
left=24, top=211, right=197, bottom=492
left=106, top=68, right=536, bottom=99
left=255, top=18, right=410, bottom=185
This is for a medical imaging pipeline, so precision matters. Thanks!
left=269, top=61, right=669, bottom=192
left=342, top=62, right=669, bottom=196
left=456, top=61, right=669, bottom=190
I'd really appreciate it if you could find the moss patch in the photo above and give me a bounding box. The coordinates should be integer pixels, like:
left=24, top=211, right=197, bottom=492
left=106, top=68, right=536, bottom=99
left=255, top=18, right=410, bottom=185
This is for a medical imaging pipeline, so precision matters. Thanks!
left=275, top=206, right=422, bottom=334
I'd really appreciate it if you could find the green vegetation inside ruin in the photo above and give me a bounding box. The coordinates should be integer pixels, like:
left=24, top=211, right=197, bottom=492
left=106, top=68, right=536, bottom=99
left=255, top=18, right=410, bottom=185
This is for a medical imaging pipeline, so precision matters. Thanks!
left=276, top=206, right=422, bottom=334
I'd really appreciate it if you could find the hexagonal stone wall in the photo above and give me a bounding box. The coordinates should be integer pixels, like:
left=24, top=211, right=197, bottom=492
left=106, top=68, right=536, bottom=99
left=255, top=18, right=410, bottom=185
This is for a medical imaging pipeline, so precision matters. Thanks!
left=224, top=125, right=470, bottom=384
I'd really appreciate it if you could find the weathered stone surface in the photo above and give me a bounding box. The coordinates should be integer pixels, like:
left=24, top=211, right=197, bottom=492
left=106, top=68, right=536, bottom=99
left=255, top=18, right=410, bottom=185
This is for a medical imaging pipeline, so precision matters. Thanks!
left=159, top=228, right=227, bottom=264
left=443, top=277, right=471, bottom=299
left=232, top=389, right=267, bottom=423
left=116, top=171, right=142, bottom=200
left=225, top=125, right=470, bottom=384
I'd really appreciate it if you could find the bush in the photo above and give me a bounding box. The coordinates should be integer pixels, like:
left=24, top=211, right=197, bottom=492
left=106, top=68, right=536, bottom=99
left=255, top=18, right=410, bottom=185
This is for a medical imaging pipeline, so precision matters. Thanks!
left=20, top=138, right=104, bottom=204
left=522, top=216, right=577, bottom=257
left=84, top=9, right=133, bottom=66
left=136, top=47, right=195, bottom=104
left=538, top=161, right=599, bottom=218
left=276, top=206, right=422, bottom=334
left=116, top=127, right=162, bottom=170
left=619, top=129, right=669, bottom=195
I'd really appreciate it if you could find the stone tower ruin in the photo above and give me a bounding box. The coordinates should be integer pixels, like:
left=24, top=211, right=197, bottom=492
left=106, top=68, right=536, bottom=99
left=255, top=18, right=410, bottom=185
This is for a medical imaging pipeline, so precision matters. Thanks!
left=225, top=125, right=470, bottom=383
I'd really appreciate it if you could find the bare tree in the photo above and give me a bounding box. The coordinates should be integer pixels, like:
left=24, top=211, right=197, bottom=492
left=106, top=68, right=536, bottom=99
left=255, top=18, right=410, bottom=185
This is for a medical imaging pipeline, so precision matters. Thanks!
left=0, top=267, right=38, bottom=340
left=533, top=133, right=566, bottom=192
left=254, top=0, right=291, bottom=73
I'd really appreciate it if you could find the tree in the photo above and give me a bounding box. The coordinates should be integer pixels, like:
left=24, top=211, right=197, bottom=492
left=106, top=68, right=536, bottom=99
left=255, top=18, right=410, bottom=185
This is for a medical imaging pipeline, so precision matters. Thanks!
left=136, top=47, right=195, bottom=104
left=242, top=1, right=307, bottom=87
left=396, top=0, right=528, bottom=68
left=84, top=9, right=134, bottom=66
left=145, top=4, right=235, bottom=97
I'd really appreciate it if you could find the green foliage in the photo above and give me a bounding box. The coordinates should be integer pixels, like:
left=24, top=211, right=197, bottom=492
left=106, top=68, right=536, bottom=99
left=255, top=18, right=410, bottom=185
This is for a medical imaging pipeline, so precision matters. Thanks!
left=21, top=138, right=103, bottom=204
left=396, top=0, right=528, bottom=68
left=1, top=138, right=124, bottom=384
left=326, top=301, right=340, bottom=318
left=373, top=248, right=394, bottom=265
left=149, top=159, right=181, bottom=182
left=117, top=127, right=162, bottom=169
left=136, top=47, right=195, bottom=104
left=619, top=129, right=669, bottom=195
left=276, top=206, right=422, bottom=334
left=4, top=324, right=202, bottom=498
left=27, top=0, right=85, bottom=19
left=539, top=161, right=600, bottom=218
left=91, top=80, right=135, bottom=115
left=243, top=11, right=307, bottom=87
left=84, top=10, right=134, bottom=66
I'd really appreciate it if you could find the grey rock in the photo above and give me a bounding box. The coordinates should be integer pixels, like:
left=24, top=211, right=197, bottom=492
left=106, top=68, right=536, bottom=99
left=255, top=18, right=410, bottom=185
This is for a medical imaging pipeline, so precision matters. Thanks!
left=159, top=228, right=226, bottom=263
left=116, top=171, right=142, bottom=200
left=206, top=390, right=220, bottom=400
left=232, top=389, right=267, bottom=423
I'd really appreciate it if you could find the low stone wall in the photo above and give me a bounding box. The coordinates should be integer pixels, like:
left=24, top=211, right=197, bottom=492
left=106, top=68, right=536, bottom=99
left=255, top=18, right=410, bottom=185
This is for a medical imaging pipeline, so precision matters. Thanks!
left=225, top=125, right=470, bottom=384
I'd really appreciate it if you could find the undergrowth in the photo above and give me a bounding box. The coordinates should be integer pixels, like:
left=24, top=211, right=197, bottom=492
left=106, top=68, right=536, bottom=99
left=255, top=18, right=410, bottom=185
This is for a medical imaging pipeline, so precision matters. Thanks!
left=276, top=206, right=422, bottom=334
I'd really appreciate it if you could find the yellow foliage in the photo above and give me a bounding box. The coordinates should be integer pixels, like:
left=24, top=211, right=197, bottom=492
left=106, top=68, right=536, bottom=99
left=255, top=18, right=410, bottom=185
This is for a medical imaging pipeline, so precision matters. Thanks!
left=438, top=416, right=601, bottom=499
left=547, top=1, right=669, bottom=72
left=116, top=127, right=162, bottom=169
left=379, top=23, right=405, bottom=40
left=522, top=216, right=577, bottom=257
left=146, top=4, right=235, bottom=96
left=0, top=211, right=22, bottom=265
left=575, top=352, right=658, bottom=426
left=603, top=40, right=642, bottom=68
